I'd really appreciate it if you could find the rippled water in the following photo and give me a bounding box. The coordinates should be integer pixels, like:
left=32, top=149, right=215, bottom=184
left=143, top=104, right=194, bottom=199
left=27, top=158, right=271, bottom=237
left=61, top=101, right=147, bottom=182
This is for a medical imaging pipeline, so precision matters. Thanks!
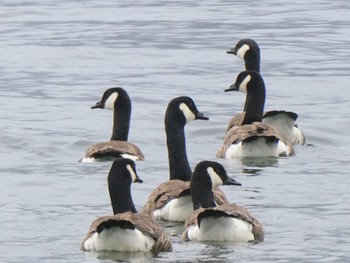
left=1, top=1, right=350, bottom=262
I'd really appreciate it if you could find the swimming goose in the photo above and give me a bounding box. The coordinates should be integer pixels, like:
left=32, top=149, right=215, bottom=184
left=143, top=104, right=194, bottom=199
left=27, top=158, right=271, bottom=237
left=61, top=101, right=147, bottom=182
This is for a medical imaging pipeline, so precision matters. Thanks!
left=141, top=97, right=229, bottom=222
left=226, top=38, right=305, bottom=145
left=182, top=161, right=264, bottom=242
left=81, top=159, right=172, bottom=253
left=80, top=87, right=144, bottom=162
left=216, top=70, right=294, bottom=158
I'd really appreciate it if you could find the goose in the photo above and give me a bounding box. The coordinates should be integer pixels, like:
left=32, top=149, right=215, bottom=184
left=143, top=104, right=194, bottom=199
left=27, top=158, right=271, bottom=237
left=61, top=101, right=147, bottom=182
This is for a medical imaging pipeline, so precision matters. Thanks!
left=216, top=70, right=294, bottom=158
left=141, top=96, right=229, bottom=222
left=182, top=160, right=264, bottom=242
left=81, top=159, right=172, bottom=253
left=80, top=87, right=144, bottom=162
left=226, top=38, right=305, bottom=145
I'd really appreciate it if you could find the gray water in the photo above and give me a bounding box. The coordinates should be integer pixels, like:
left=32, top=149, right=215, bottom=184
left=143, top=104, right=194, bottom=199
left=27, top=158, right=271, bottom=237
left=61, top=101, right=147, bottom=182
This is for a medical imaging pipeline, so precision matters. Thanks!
left=1, top=1, right=350, bottom=262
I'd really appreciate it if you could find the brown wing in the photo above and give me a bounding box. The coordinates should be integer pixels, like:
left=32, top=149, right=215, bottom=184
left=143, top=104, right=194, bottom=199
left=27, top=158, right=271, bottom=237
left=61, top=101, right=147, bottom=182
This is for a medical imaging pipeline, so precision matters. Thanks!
left=226, top=111, right=270, bottom=131
left=227, top=110, right=298, bottom=131
left=182, top=204, right=264, bottom=242
left=213, top=187, right=230, bottom=205
left=226, top=112, right=245, bottom=131
left=217, top=122, right=292, bottom=158
left=124, top=213, right=173, bottom=253
left=141, top=180, right=230, bottom=218
left=81, top=212, right=172, bottom=253
left=81, top=215, right=115, bottom=251
left=83, top=140, right=145, bottom=160
left=182, top=208, right=204, bottom=241
left=140, top=180, right=190, bottom=216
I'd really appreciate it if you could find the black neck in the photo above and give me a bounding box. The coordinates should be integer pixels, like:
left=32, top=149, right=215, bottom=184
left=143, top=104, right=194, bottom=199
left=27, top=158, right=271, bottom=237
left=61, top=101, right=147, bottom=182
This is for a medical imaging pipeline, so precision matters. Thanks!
left=243, top=51, right=259, bottom=112
left=190, top=177, right=216, bottom=210
left=242, top=76, right=266, bottom=125
left=111, top=98, right=131, bottom=141
left=245, top=50, right=260, bottom=72
left=108, top=177, right=137, bottom=214
left=165, top=119, right=192, bottom=182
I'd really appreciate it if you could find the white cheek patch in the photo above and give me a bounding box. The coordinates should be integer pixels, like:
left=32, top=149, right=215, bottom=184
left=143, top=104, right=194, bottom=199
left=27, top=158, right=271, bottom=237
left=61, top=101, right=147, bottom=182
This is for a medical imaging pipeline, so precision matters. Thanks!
left=207, top=167, right=223, bottom=188
left=127, top=164, right=137, bottom=183
left=104, top=92, right=119, bottom=110
left=236, top=44, right=250, bottom=60
left=239, top=75, right=251, bottom=93
left=179, top=103, right=195, bottom=123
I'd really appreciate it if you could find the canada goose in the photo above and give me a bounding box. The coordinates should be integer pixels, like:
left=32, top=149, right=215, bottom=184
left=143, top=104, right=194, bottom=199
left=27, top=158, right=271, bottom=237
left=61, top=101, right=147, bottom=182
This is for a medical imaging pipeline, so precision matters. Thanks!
left=226, top=38, right=305, bottom=145
left=80, top=87, right=144, bottom=162
left=81, top=159, right=172, bottom=253
left=182, top=161, right=264, bottom=242
left=141, top=97, right=229, bottom=222
left=216, top=70, right=294, bottom=158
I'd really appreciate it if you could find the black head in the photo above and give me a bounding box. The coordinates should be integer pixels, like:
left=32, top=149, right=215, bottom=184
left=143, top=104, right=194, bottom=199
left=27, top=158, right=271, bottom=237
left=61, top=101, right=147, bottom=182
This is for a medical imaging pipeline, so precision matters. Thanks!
left=225, top=70, right=264, bottom=94
left=193, top=160, right=241, bottom=188
left=226, top=70, right=266, bottom=125
left=227, top=39, right=259, bottom=59
left=108, top=158, right=143, bottom=187
left=227, top=39, right=260, bottom=72
left=91, top=87, right=130, bottom=110
left=190, top=161, right=241, bottom=210
left=165, top=96, right=209, bottom=126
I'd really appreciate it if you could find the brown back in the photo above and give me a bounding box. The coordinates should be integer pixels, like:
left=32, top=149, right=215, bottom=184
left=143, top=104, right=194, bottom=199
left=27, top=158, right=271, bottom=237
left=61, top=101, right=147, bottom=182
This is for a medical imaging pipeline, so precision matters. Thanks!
left=84, top=140, right=145, bottom=160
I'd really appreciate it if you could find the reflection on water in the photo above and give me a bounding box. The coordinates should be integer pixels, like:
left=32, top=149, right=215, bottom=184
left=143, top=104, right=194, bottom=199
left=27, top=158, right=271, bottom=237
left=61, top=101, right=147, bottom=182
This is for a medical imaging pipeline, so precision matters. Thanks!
left=86, top=250, right=155, bottom=263
left=161, top=221, right=185, bottom=237
left=241, top=157, right=280, bottom=170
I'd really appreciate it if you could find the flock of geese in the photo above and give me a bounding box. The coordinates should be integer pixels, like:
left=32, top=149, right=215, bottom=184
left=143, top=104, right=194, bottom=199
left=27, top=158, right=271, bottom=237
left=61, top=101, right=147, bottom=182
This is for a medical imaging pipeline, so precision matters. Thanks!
left=79, top=39, right=306, bottom=254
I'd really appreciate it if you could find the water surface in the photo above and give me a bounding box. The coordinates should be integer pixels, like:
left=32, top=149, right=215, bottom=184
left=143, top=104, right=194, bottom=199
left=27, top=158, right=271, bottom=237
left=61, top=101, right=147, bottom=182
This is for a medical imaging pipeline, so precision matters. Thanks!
left=1, top=1, right=350, bottom=262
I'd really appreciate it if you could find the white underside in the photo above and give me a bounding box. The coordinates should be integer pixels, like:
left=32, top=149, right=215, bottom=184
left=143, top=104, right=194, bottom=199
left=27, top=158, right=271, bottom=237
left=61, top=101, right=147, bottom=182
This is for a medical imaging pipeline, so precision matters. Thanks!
left=83, top=227, right=154, bottom=252
left=263, top=115, right=304, bottom=144
left=80, top=154, right=140, bottom=163
left=80, top=157, right=97, bottom=163
left=187, top=216, right=254, bottom=242
left=120, top=154, right=141, bottom=161
left=153, top=195, right=193, bottom=222
left=225, top=137, right=290, bottom=158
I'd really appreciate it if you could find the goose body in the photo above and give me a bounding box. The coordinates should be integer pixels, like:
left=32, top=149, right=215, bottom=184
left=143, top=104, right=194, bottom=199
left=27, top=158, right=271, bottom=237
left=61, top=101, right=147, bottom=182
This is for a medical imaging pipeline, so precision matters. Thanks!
left=82, top=213, right=168, bottom=252
left=218, top=122, right=293, bottom=158
left=217, top=70, right=294, bottom=158
left=182, top=161, right=264, bottom=242
left=141, top=97, right=230, bottom=222
left=183, top=205, right=264, bottom=242
left=143, top=180, right=229, bottom=222
left=227, top=39, right=305, bottom=145
left=143, top=180, right=192, bottom=222
left=81, top=159, right=172, bottom=253
left=80, top=87, right=144, bottom=162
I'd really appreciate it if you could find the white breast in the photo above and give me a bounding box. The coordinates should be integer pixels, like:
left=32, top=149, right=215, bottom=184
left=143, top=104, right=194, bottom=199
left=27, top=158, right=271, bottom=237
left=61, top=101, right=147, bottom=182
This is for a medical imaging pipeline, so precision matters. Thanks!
left=83, top=227, right=155, bottom=252
left=153, top=195, right=193, bottom=222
